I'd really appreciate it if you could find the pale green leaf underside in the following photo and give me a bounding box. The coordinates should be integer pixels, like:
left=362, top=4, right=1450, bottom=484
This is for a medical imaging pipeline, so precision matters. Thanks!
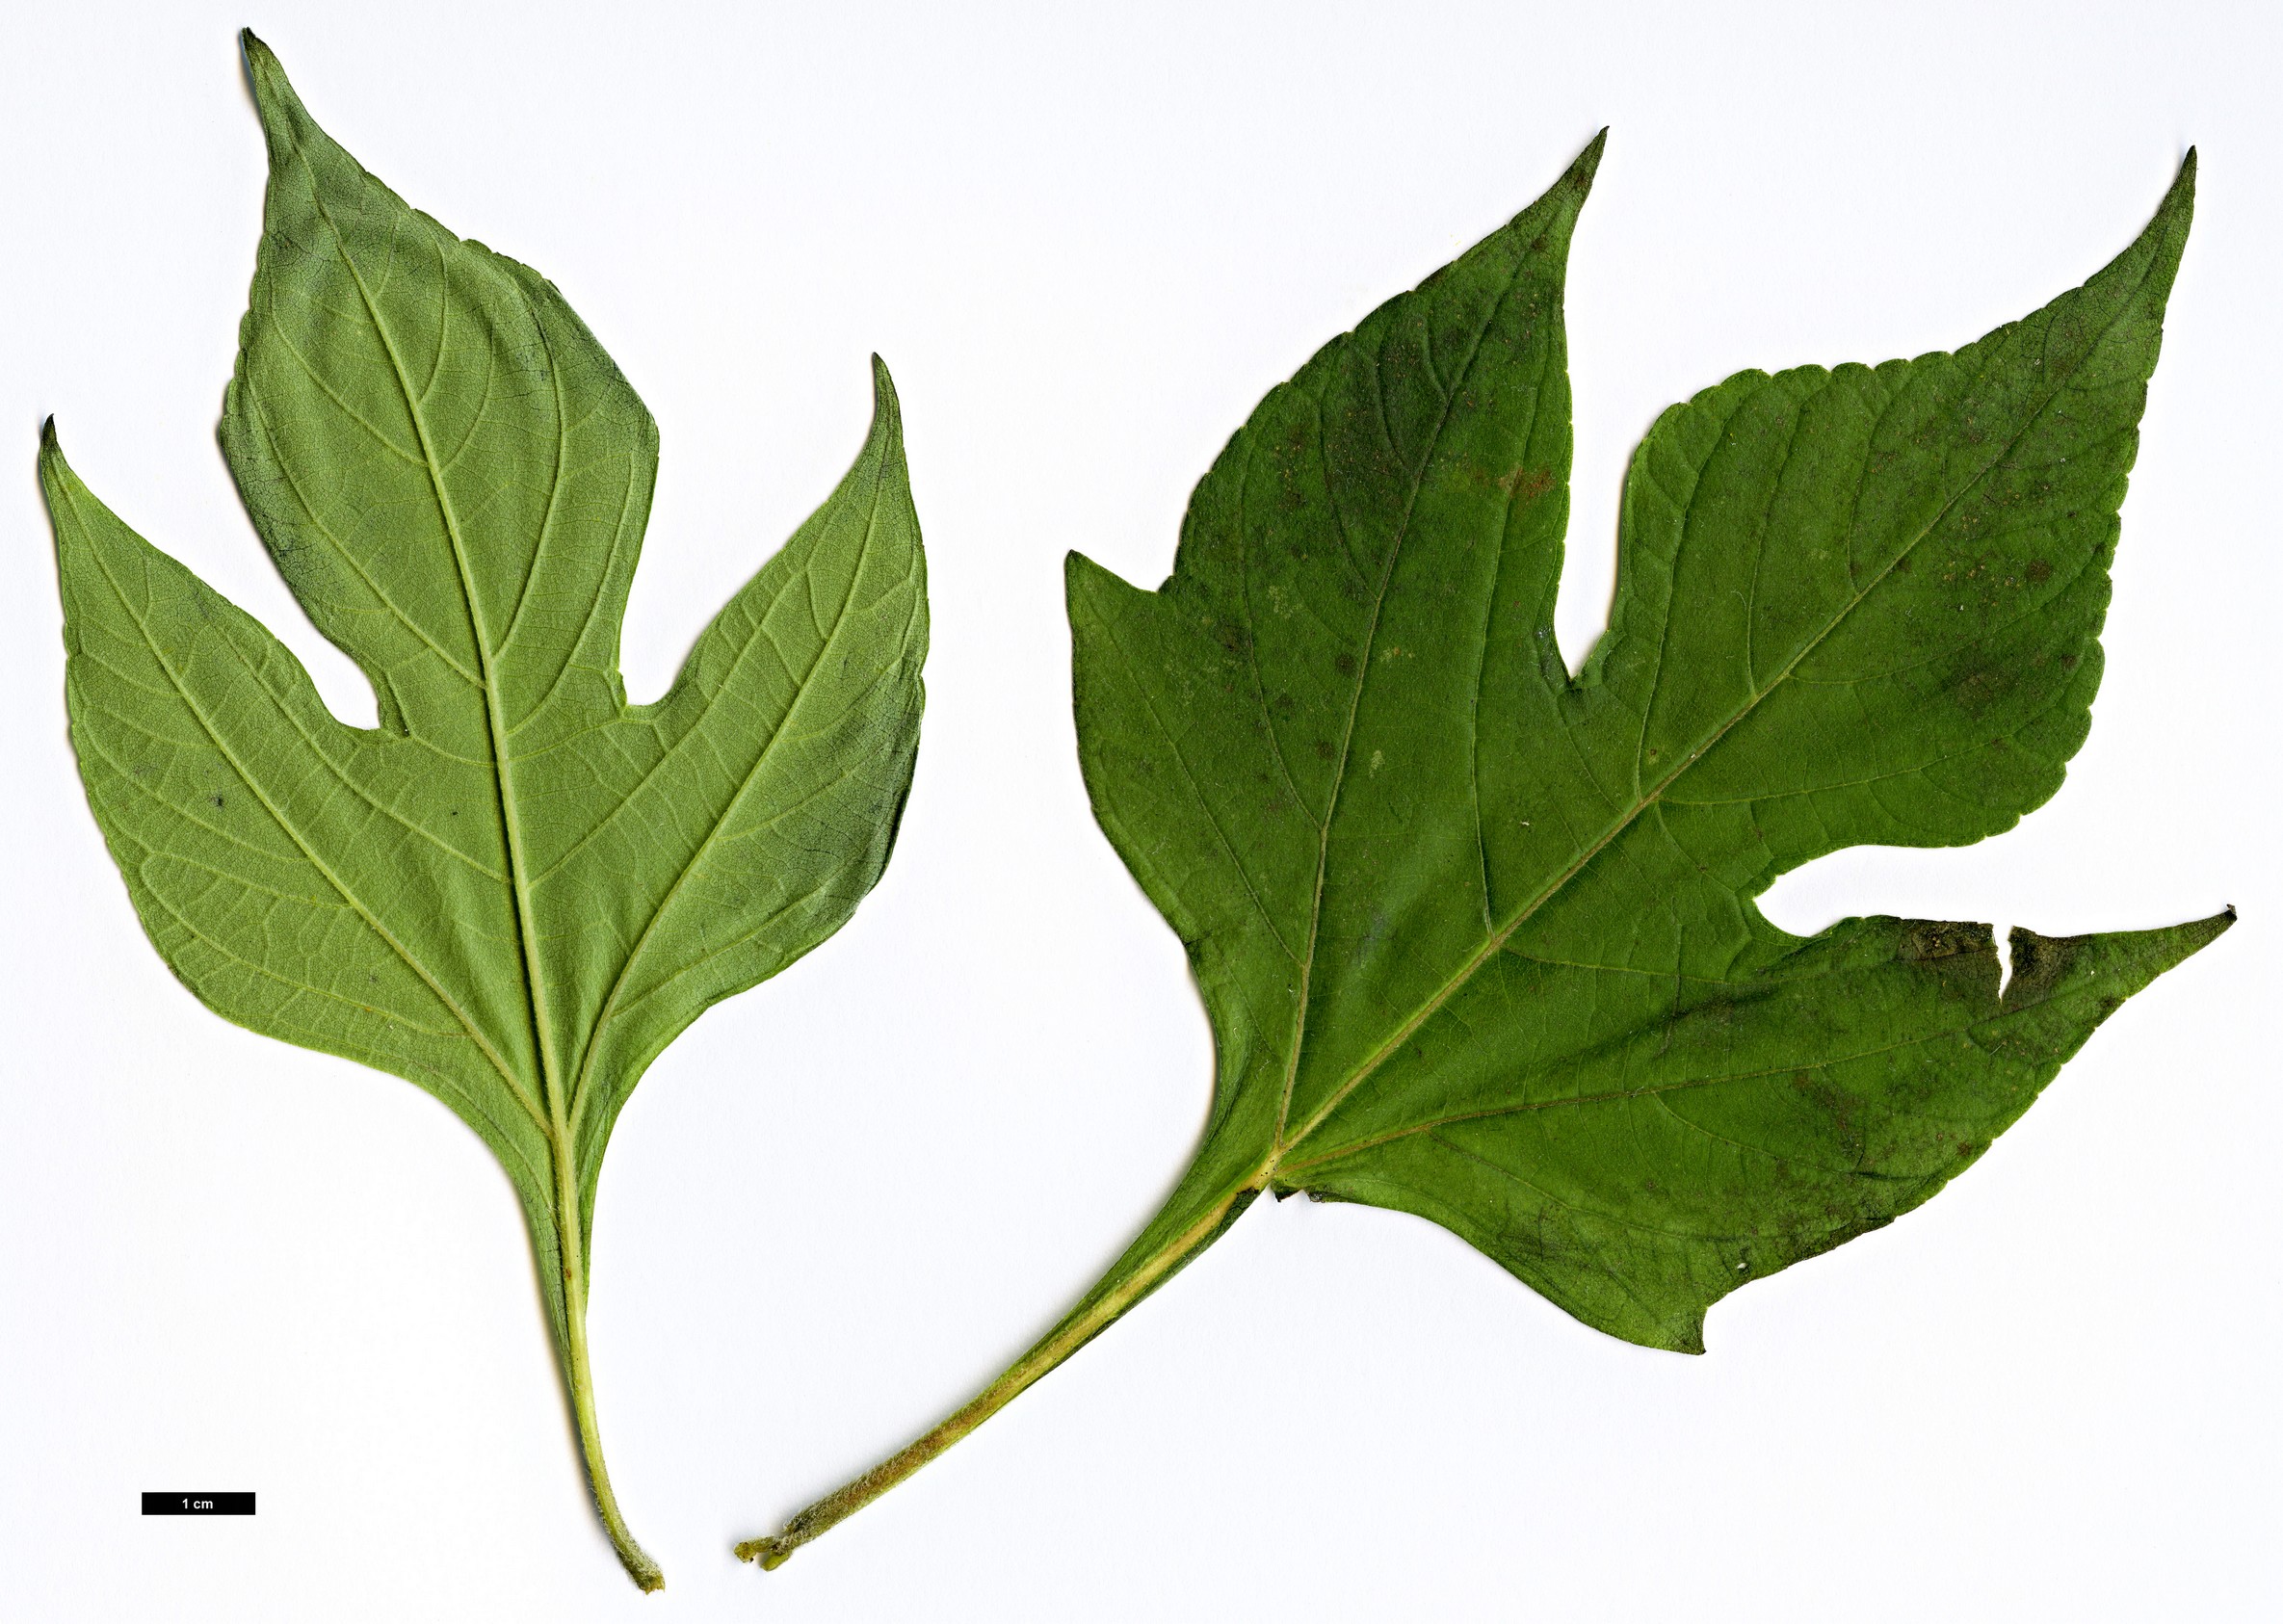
left=47, top=35, right=926, bottom=1585
left=1067, top=137, right=2222, bottom=1353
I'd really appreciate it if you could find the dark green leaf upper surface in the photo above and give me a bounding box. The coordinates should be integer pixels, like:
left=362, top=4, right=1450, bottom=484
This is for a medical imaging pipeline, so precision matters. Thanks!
left=1066, top=138, right=2222, bottom=1352
left=47, top=37, right=926, bottom=1341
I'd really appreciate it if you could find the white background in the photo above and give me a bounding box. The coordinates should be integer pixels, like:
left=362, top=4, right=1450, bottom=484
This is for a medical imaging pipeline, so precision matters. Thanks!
left=1, top=2, right=2273, bottom=1618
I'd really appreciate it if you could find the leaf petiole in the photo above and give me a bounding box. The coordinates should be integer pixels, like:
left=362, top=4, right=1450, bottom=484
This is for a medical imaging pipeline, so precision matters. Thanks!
left=734, top=1179, right=1259, bottom=1568
left=553, top=1139, right=661, bottom=1590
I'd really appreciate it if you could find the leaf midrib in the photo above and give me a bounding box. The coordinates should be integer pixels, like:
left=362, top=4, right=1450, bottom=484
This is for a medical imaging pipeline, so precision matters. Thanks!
left=1269, top=251, right=1542, bottom=1146
left=299, top=174, right=565, bottom=1153
left=1276, top=1016, right=2007, bottom=1178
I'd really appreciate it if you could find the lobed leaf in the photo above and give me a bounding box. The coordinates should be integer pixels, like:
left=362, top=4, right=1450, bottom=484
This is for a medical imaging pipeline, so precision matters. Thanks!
left=1064, top=135, right=2218, bottom=1350
left=740, top=134, right=2226, bottom=1568
left=47, top=32, right=927, bottom=1589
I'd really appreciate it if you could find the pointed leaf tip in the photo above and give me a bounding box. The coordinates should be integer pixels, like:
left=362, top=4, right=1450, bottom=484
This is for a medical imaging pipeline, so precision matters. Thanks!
left=865, top=355, right=905, bottom=446
left=236, top=29, right=310, bottom=156
left=1565, top=128, right=1607, bottom=194
left=238, top=27, right=277, bottom=83
left=2144, top=146, right=2197, bottom=233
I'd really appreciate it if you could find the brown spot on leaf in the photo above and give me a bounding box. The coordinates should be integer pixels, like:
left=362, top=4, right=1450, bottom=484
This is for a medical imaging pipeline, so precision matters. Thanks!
left=1898, top=920, right=1993, bottom=963
left=2002, top=929, right=2081, bottom=1008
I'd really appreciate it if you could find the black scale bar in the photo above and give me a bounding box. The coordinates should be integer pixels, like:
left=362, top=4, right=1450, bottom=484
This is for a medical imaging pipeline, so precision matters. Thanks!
left=143, top=1492, right=255, bottom=1515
